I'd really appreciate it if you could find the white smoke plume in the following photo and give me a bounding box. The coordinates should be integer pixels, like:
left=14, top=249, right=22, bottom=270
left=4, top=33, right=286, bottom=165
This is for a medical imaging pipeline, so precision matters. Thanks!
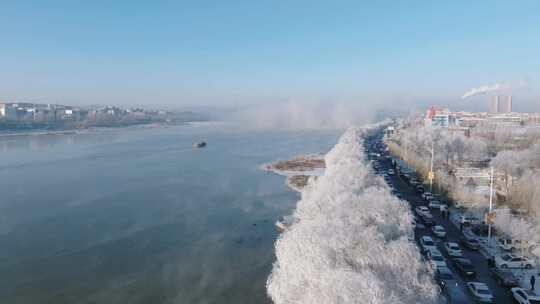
left=266, top=127, right=439, bottom=304
left=461, top=80, right=528, bottom=99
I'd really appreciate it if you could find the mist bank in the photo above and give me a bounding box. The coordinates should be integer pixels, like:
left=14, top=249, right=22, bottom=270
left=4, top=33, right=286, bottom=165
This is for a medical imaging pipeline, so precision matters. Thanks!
left=224, top=102, right=386, bottom=130
left=267, top=126, right=439, bottom=304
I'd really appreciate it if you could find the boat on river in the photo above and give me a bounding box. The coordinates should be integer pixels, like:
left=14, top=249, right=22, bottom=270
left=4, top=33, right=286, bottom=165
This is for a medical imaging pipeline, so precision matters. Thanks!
left=192, top=141, right=207, bottom=148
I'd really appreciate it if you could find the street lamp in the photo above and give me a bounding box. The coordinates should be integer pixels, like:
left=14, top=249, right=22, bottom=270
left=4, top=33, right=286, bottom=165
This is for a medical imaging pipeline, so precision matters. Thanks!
left=429, top=142, right=434, bottom=192
left=487, top=167, right=494, bottom=244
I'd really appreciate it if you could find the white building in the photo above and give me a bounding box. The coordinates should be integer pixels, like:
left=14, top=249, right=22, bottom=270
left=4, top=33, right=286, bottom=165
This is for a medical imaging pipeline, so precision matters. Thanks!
left=424, top=107, right=456, bottom=128
left=0, top=103, right=19, bottom=120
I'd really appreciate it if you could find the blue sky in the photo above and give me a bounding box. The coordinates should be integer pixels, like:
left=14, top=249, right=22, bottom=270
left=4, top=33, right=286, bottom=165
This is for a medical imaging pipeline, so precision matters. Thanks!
left=0, top=1, right=539, bottom=110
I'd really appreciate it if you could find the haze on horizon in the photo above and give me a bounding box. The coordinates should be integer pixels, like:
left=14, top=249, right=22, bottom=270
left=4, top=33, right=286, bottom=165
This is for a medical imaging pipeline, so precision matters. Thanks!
left=0, top=1, right=539, bottom=113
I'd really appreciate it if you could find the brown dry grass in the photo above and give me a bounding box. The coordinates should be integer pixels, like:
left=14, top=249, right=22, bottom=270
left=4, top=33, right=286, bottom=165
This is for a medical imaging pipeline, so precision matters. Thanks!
left=287, top=175, right=310, bottom=189
left=272, top=157, right=325, bottom=171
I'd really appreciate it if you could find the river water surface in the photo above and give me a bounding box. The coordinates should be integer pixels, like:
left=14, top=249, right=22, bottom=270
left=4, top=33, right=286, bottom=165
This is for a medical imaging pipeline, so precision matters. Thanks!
left=0, top=123, right=339, bottom=304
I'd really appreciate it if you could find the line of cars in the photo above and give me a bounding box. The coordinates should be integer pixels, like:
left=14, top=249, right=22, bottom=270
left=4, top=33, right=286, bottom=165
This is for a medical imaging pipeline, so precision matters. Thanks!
left=367, top=132, right=540, bottom=303
left=419, top=234, right=492, bottom=302
left=375, top=146, right=491, bottom=303
left=370, top=144, right=495, bottom=303
left=512, top=288, right=540, bottom=304
left=409, top=174, right=538, bottom=303
left=492, top=231, right=540, bottom=303
left=411, top=178, right=497, bottom=302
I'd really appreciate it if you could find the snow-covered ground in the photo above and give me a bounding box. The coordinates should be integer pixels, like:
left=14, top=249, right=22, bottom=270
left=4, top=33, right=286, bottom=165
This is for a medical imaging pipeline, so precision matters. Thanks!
left=266, top=127, right=440, bottom=304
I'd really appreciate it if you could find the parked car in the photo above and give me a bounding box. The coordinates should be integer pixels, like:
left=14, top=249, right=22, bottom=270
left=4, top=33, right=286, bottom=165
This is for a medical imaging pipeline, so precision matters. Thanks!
left=420, top=236, right=437, bottom=253
left=428, top=200, right=447, bottom=210
left=444, top=242, right=463, bottom=257
left=369, top=152, right=381, bottom=158
left=459, top=231, right=480, bottom=250
left=466, top=282, right=494, bottom=303
left=421, top=192, right=433, bottom=201
left=421, top=214, right=435, bottom=227
left=511, top=287, right=540, bottom=304
left=489, top=267, right=518, bottom=286
left=452, top=258, right=476, bottom=277
left=495, top=254, right=536, bottom=269
left=432, top=225, right=446, bottom=238
left=427, top=249, right=447, bottom=268
left=435, top=267, right=456, bottom=289
left=498, top=238, right=514, bottom=251
left=415, top=206, right=430, bottom=216
left=459, top=214, right=480, bottom=225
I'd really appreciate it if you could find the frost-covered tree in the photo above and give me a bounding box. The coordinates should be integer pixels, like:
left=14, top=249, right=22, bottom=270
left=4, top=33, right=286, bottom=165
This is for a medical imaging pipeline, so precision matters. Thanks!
left=389, top=113, right=540, bottom=260
left=267, top=127, right=440, bottom=304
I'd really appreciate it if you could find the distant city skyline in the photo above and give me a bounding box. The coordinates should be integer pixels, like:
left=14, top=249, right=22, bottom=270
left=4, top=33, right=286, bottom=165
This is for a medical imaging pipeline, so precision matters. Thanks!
left=0, top=1, right=539, bottom=110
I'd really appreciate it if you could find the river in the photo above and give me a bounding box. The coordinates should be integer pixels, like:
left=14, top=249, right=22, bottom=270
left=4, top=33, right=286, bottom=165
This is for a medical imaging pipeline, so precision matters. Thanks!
left=0, top=123, right=339, bottom=304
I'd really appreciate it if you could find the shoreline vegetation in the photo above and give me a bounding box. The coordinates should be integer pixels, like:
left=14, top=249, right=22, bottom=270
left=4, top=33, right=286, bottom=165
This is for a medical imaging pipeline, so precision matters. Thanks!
left=286, top=175, right=311, bottom=191
left=266, top=127, right=439, bottom=303
left=386, top=113, right=540, bottom=258
left=262, top=154, right=326, bottom=191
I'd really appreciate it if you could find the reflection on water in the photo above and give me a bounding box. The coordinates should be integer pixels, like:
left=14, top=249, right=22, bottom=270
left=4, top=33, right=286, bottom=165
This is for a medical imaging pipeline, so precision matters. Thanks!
left=0, top=124, right=339, bottom=304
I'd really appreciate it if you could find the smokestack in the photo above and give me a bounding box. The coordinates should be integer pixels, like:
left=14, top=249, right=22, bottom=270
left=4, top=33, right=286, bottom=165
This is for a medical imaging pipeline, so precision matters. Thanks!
left=497, top=96, right=513, bottom=113
left=489, top=96, right=500, bottom=114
